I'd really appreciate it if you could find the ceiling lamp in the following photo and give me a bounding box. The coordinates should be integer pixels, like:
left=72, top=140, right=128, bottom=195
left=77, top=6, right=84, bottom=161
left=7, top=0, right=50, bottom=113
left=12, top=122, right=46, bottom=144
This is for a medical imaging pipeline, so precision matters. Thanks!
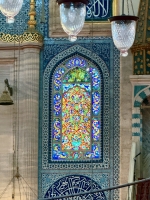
left=108, top=0, right=138, bottom=57
left=0, top=79, right=13, bottom=105
left=56, top=0, right=88, bottom=42
left=0, top=0, right=23, bottom=23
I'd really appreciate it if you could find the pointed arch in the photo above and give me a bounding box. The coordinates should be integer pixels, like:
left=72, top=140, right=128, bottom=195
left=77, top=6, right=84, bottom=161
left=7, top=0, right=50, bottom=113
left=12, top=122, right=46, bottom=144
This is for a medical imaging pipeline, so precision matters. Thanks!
left=132, top=86, right=150, bottom=138
left=42, top=45, right=109, bottom=169
left=134, top=86, right=150, bottom=107
left=52, top=56, right=101, bottom=161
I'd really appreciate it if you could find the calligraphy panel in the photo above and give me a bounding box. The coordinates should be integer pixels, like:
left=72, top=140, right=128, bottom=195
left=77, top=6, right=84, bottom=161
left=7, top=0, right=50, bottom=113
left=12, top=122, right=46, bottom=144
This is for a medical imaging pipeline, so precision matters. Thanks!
left=44, top=175, right=107, bottom=200
left=86, top=0, right=112, bottom=21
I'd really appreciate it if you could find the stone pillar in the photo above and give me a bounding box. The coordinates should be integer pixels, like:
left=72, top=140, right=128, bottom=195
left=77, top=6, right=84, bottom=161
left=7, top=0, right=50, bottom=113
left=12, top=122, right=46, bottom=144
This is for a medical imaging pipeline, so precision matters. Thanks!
left=0, top=38, right=42, bottom=200
left=17, top=45, right=41, bottom=200
left=0, top=60, right=14, bottom=200
left=120, top=50, right=133, bottom=200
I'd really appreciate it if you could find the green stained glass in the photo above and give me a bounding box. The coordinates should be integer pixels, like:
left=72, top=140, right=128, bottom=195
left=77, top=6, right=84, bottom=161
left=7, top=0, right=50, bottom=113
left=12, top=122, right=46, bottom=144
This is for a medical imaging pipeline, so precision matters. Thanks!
left=63, top=68, right=90, bottom=83
left=62, top=85, right=91, bottom=151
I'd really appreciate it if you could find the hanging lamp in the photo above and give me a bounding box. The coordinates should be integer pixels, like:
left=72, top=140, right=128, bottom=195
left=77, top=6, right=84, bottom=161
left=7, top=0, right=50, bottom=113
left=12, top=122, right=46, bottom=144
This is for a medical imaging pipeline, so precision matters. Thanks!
left=0, top=0, right=23, bottom=23
left=108, top=0, right=138, bottom=57
left=0, top=79, right=13, bottom=105
left=56, top=0, right=88, bottom=42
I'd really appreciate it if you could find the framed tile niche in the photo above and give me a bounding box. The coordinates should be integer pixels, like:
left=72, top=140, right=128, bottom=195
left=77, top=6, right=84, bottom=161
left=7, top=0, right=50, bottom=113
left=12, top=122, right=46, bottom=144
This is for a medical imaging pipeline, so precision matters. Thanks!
left=49, top=0, right=119, bottom=37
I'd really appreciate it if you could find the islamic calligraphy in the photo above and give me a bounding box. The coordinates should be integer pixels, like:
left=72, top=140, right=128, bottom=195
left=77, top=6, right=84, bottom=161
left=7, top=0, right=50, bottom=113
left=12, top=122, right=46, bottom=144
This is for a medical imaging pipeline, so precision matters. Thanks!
left=86, top=0, right=110, bottom=20
left=44, top=175, right=106, bottom=200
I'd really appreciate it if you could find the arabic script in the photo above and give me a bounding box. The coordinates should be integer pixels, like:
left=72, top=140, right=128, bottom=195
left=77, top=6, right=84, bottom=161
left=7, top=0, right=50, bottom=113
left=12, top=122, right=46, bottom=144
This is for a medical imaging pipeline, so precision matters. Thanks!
left=86, top=0, right=109, bottom=18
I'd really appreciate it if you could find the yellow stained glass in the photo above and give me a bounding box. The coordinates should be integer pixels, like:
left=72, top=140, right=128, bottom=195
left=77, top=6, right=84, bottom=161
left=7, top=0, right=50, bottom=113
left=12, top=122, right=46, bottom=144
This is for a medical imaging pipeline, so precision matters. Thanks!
left=62, top=85, right=91, bottom=151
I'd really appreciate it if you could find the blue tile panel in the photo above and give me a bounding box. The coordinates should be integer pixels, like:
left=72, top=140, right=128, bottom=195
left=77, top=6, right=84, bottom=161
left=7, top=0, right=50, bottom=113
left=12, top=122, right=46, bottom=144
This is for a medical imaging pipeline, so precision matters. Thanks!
left=0, top=0, right=119, bottom=199
left=39, top=38, right=120, bottom=200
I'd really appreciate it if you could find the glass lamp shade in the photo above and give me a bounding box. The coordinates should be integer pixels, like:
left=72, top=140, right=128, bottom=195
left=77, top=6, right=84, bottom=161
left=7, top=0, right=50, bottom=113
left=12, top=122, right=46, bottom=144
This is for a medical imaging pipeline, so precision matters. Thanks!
left=109, top=15, right=139, bottom=57
left=59, top=2, right=86, bottom=42
left=0, top=0, right=23, bottom=23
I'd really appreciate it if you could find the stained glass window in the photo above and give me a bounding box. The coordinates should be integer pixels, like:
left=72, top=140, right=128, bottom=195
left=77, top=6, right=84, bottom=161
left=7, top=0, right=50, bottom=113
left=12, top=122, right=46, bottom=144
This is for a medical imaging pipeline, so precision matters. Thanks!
left=52, top=57, right=101, bottom=161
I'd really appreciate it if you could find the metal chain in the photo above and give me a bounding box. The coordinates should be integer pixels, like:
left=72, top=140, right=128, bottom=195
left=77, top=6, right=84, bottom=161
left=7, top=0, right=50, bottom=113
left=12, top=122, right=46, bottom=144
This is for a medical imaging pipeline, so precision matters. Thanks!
left=122, top=0, right=124, bottom=14
left=0, top=177, right=14, bottom=199
left=109, top=190, right=111, bottom=200
left=20, top=175, right=38, bottom=197
left=128, top=186, right=130, bottom=200
left=40, top=0, right=45, bottom=23
left=127, top=0, right=129, bottom=15
left=90, top=0, right=94, bottom=198
left=13, top=22, right=16, bottom=200
left=130, top=0, right=135, bottom=16
left=20, top=178, right=28, bottom=200
left=18, top=178, right=21, bottom=200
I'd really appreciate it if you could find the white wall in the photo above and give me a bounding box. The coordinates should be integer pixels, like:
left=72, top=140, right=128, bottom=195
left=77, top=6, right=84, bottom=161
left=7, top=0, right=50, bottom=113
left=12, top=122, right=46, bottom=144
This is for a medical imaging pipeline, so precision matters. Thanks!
left=120, top=50, right=133, bottom=200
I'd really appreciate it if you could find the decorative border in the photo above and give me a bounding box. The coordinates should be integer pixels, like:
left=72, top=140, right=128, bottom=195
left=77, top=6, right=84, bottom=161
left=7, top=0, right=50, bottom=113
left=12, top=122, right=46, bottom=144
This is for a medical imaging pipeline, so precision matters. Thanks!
left=0, top=32, right=43, bottom=43
left=113, top=45, right=120, bottom=199
left=42, top=45, right=109, bottom=169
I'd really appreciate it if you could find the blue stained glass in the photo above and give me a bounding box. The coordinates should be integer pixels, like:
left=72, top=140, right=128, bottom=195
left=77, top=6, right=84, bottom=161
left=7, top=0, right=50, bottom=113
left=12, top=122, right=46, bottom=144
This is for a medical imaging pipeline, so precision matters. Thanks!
left=66, top=57, right=87, bottom=68
left=53, top=144, right=68, bottom=159
left=87, top=67, right=100, bottom=90
left=54, top=68, right=65, bottom=91
left=92, top=92, right=101, bottom=115
left=53, top=118, right=61, bottom=141
left=92, top=144, right=100, bottom=158
left=84, top=144, right=100, bottom=159
left=84, top=151, right=92, bottom=159
left=54, top=93, right=61, bottom=116
left=92, top=119, right=100, bottom=141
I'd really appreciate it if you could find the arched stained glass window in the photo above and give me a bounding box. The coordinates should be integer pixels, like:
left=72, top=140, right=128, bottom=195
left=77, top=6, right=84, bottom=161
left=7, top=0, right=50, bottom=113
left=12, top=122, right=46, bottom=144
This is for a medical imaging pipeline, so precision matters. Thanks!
left=52, top=57, right=102, bottom=161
